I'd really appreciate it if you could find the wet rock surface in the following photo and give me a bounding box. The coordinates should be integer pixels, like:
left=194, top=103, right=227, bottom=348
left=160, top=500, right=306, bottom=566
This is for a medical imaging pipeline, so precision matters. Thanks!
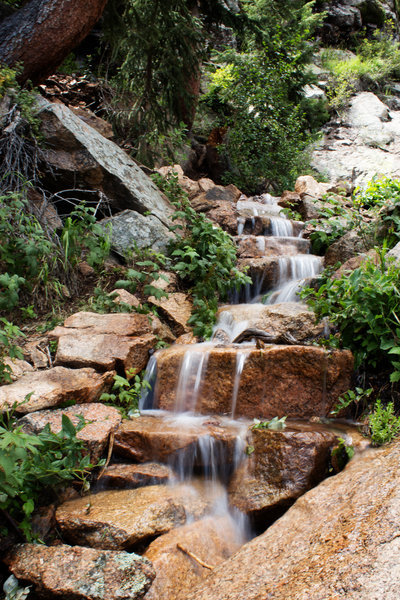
left=144, top=516, right=242, bottom=600
left=0, top=367, right=114, bottom=414
left=5, top=543, right=155, bottom=600
left=56, top=482, right=219, bottom=549
left=216, top=302, right=325, bottom=344
left=235, top=235, right=310, bottom=258
left=114, top=414, right=246, bottom=465
left=228, top=423, right=338, bottom=518
left=187, top=442, right=400, bottom=600
left=154, top=344, right=353, bottom=419
left=97, top=462, right=174, bottom=489
left=18, top=403, right=121, bottom=463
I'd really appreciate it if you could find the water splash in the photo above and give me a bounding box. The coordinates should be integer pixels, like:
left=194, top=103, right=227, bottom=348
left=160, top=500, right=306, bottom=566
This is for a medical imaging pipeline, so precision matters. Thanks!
left=231, top=351, right=248, bottom=419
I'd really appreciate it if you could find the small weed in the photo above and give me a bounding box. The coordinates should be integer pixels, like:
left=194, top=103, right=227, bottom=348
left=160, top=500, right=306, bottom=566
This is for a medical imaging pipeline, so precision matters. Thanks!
left=252, top=416, right=287, bottom=431
left=369, top=399, right=400, bottom=446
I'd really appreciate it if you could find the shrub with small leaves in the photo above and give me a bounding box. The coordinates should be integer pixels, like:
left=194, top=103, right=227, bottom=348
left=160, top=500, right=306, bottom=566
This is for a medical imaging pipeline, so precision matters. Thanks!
left=369, top=399, right=400, bottom=446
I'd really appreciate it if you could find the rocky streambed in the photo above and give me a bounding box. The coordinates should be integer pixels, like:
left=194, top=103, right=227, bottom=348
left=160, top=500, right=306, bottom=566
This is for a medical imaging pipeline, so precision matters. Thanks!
left=1, top=98, right=399, bottom=599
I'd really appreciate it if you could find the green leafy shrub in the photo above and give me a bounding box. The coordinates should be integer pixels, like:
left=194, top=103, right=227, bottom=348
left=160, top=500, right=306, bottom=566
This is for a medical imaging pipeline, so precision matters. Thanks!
left=0, top=411, right=101, bottom=540
left=303, top=255, right=400, bottom=382
left=353, top=176, right=400, bottom=210
left=322, top=24, right=400, bottom=111
left=252, top=416, right=287, bottom=430
left=330, top=437, right=354, bottom=472
left=331, top=387, right=373, bottom=416
left=100, top=371, right=150, bottom=418
left=115, top=246, right=169, bottom=301
left=153, top=171, right=251, bottom=337
left=0, top=319, right=24, bottom=384
left=369, top=399, right=400, bottom=445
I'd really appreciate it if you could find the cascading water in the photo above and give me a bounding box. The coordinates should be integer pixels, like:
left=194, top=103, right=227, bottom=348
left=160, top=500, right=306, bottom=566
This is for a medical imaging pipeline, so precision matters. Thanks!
left=266, top=254, right=322, bottom=304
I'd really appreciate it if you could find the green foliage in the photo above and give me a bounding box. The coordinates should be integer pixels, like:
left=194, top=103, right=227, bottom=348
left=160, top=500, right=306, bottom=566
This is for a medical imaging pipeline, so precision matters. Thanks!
left=0, top=410, right=101, bottom=540
left=87, top=288, right=133, bottom=314
left=0, top=193, right=111, bottom=312
left=252, top=416, right=287, bottom=430
left=202, top=0, right=322, bottom=193
left=101, top=0, right=204, bottom=164
left=331, top=387, right=373, bottom=416
left=153, top=171, right=251, bottom=338
left=303, top=255, right=400, bottom=382
left=3, top=575, right=30, bottom=600
left=100, top=371, right=150, bottom=418
left=369, top=399, right=400, bottom=445
left=61, top=203, right=111, bottom=270
left=330, top=437, right=355, bottom=472
left=322, top=24, right=400, bottom=111
left=0, top=319, right=24, bottom=384
left=353, top=176, right=400, bottom=210
left=115, top=246, right=169, bottom=301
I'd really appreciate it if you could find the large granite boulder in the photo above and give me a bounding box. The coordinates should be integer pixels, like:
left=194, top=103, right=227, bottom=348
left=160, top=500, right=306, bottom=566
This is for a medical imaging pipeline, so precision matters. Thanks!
left=36, top=97, right=173, bottom=227
left=5, top=544, right=155, bottom=600
left=186, top=442, right=400, bottom=600
left=229, top=423, right=338, bottom=519
left=153, top=344, right=354, bottom=419
left=0, top=367, right=114, bottom=414
left=56, top=482, right=221, bottom=550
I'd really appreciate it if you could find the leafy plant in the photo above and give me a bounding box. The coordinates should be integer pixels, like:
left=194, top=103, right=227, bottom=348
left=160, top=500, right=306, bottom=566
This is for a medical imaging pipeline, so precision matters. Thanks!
left=0, top=319, right=24, bottom=385
left=331, top=387, right=373, bottom=416
left=369, top=399, right=400, bottom=445
left=153, top=171, right=251, bottom=337
left=0, top=410, right=101, bottom=540
left=303, top=254, right=400, bottom=382
left=252, top=416, right=287, bottom=430
left=115, top=246, right=169, bottom=301
left=100, top=371, right=150, bottom=418
left=330, top=437, right=355, bottom=472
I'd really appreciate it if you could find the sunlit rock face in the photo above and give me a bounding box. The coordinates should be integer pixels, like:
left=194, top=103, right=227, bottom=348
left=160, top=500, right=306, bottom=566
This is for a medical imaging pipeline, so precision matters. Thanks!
left=152, top=344, right=353, bottom=419
left=187, top=442, right=400, bottom=600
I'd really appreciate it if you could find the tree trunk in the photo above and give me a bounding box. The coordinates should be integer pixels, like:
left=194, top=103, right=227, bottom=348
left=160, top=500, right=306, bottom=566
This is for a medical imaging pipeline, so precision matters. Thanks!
left=0, top=0, right=108, bottom=84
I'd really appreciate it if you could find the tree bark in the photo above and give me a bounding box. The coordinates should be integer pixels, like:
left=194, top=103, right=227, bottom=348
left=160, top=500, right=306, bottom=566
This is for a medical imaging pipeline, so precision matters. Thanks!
left=0, top=0, right=108, bottom=84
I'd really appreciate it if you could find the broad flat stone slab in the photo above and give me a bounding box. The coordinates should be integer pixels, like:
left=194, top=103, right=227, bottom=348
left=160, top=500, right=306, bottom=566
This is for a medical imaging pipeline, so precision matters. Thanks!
left=5, top=544, right=155, bottom=600
left=187, top=442, right=400, bottom=600
left=0, top=367, right=114, bottom=415
left=229, top=423, right=338, bottom=518
left=114, top=414, right=246, bottom=465
left=54, top=332, right=156, bottom=375
left=51, top=311, right=153, bottom=337
left=56, top=483, right=218, bottom=550
left=18, top=403, right=122, bottom=463
left=98, top=463, right=173, bottom=489
left=154, top=344, right=354, bottom=419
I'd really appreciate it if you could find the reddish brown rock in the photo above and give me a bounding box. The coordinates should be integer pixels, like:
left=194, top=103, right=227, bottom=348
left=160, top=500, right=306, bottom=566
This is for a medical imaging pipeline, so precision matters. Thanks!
left=0, top=367, right=114, bottom=414
left=50, top=311, right=152, bottom=337
left=98, top=463, right=173, bottom=489
left=114, top=414, right=246, bottom=465
left=144, top=516, right=242, bottom=600
left=71, top=106, right=114, bottom=139
left=278, top=190, right=301, bottom=209
left=18, top=403, right=121, bottom=463
left=237, top=256, right=279, bottom=292
left=325, top=229, right=376, bottom=266
left=235, top=235, right=310, bottom=259
left=147, top=293, right=192, bottom=336
left=56, top=482, right=219, bottom=549
left=294, top=175, right=331, bottom=199
left=332, top=249, right=380, bottom=278
left=54, top=332, right=156, bottom=375
left=206, top=201, right=238, bottom=235
left=5, top=544, right=154, bottom=600
left=186, top=443, right=400, bottom=600
left=154, top=344, right=354, bottom=419
left=229, top=423, right=338, bottom=518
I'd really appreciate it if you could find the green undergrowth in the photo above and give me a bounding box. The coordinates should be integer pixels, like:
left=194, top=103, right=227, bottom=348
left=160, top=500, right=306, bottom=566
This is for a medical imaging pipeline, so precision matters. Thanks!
left=100, top=370, right=150, bottom=418
left=0, top=407, right=103, bottom=541
left=321, top=23, right=400, bottom=111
